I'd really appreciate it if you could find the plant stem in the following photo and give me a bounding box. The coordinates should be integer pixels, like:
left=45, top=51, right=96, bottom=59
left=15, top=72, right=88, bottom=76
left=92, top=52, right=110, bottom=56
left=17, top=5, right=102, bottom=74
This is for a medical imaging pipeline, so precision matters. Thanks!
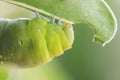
left=2, top=0, right=74, bottom=24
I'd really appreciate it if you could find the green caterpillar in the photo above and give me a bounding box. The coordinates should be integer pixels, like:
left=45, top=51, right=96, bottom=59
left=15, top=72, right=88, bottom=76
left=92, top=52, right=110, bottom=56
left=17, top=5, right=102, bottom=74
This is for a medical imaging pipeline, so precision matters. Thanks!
left=0, top=17, right=74, bottom=68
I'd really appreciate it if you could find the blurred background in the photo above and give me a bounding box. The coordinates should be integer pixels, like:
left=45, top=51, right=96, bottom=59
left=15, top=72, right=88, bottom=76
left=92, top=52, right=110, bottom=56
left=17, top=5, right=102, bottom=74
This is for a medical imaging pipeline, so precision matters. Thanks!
left=0, top=0, right=120, bottom=80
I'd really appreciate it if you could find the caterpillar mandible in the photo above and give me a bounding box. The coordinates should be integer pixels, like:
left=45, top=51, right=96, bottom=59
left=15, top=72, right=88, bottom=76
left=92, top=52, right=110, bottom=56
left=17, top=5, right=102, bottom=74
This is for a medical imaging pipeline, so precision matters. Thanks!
left=0, top=13, right=74, bottom=68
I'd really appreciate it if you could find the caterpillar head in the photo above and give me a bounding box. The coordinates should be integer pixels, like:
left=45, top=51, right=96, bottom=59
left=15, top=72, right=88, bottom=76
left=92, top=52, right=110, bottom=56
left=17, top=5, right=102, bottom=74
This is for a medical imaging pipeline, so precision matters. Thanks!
left=0, top=17, right=74, bottom=68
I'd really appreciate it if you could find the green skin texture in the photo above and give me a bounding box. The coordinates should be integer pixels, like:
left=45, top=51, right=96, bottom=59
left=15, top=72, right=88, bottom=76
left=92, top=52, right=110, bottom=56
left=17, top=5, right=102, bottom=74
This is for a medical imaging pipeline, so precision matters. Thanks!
left=0, top=18, right=74, bottom=68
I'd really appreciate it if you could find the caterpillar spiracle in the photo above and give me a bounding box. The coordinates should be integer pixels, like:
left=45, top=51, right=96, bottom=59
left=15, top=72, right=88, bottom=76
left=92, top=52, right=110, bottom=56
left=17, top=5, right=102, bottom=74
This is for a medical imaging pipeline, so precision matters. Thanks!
left=0, top=14, right=74, bottom=68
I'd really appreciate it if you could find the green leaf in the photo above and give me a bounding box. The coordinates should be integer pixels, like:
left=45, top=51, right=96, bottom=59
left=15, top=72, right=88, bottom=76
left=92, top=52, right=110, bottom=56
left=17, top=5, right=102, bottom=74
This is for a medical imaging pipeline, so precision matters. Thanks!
left=3, top=0, right=117, bottom=46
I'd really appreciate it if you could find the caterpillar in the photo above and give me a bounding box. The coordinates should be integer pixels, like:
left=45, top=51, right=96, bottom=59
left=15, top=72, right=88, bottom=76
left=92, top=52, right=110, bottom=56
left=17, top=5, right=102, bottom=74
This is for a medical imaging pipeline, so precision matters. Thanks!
left=0, top=14, right=74, bottom=68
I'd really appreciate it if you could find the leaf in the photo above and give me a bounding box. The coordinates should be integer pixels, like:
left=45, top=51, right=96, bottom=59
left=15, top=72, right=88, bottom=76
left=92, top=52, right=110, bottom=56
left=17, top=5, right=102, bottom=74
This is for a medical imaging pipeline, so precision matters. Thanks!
left=2, top=0, right=117, bottom=46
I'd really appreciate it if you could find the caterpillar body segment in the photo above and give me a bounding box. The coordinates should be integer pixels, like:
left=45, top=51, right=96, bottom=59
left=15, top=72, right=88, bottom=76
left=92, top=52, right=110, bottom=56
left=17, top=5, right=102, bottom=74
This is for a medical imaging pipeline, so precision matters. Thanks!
left=0, top=18, right=74, bottom=68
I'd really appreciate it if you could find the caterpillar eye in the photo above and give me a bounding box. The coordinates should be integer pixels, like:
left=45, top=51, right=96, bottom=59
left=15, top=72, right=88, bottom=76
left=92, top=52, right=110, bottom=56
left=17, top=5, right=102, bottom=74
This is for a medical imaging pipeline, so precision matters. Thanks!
left=0, top=13, right=74, bottom=68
